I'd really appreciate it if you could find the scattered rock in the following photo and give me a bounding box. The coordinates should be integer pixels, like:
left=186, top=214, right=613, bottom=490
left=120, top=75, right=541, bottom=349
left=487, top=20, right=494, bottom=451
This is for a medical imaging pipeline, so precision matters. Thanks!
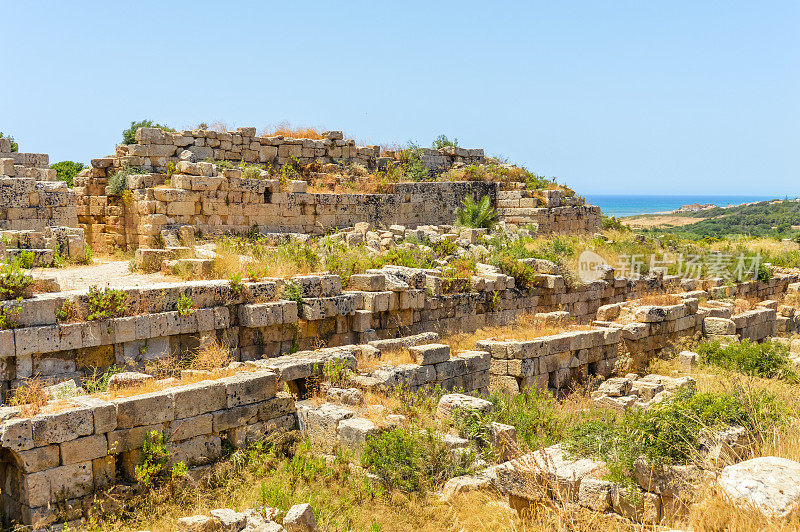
left=283, top=503, right=317, bottom=532
left=440, top=474, right=492, bottom=501
left=107, top=371, right=154, bottom=391
left=436, top=393, right=494, bottom=420
left=718, top=457, right=800, bottom=518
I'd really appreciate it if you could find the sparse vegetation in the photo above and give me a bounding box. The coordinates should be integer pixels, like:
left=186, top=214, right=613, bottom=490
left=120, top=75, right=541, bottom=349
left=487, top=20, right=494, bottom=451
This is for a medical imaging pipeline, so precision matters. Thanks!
left=0, top=131, right=18, bottom=152
left=0, top=258, right=34, bottom=300
left=697, top=340, right=798, bottom=381
left=107, top=165, right=142, bottom=195
left=86, top=286, right=128, bottom=320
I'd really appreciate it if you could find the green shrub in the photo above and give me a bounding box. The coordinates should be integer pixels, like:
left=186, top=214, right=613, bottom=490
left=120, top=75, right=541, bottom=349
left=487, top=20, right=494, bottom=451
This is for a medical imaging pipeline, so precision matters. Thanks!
left=50, top=161, right=85, bottom=187
left=0, top=305, right=21, bottom=330
left=601, top=215, right=628, bottom=232
left=757, top=262, right=772, bottom=283
left=122, top=120, right=174, bottom=145
left=134, top=430, right=186, bottom=486
left=697, top=340, right=797, bottom=381
left=487, top=389, right=566, bottom=450
left=0, top=259, right=33, bottom=300
left=455, top=195, right=497, bottom=229
left=487, top=252, right=538, bottom=289
left=177, top=293, right=194, bottom=316
left=0, top=132, right=18, bottom=152
left=281, top=281, right=303, bottom=305
left=398, top=144, right=429, bottom=181
left=565, top=387, right=786, bottom=487
left=432, top=134, right=458, bottom=149
left=107, top=166, right=142, bottom=195
left=86, top=286, right=128, bottom=320
left=362, top=426, right=474, bottom=493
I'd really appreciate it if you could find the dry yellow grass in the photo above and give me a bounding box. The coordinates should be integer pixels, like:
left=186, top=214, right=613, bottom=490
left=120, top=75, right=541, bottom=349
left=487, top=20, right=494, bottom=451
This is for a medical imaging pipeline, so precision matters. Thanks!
left=8, top=377, right=48, bottom=417
left=259, top=121, right=327, bottom=140
left=441, top=313, right=594, bottom=353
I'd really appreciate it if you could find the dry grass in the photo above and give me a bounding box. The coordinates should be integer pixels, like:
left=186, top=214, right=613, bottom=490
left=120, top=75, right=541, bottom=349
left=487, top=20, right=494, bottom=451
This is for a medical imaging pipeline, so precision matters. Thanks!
left=9, top=377, right=48, bottom=417
left=210, top=244, right=315, bottom=281
left=357, top=348, right=417, bottom=372
left=259, top=121, right=327, bottom=140
left=442, top=313, right=594, bottom=353
left=188, top=342, right=232, bottom=372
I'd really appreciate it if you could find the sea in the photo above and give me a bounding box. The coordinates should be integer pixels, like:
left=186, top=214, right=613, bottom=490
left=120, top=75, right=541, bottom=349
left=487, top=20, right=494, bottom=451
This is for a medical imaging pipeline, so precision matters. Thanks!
left=583, top=194, right=778, bottom=218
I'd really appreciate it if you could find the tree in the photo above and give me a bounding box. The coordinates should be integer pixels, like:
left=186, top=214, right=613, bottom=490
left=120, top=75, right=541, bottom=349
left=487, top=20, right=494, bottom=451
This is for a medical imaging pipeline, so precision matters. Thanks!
left=50, top=161, right=85, bottom=187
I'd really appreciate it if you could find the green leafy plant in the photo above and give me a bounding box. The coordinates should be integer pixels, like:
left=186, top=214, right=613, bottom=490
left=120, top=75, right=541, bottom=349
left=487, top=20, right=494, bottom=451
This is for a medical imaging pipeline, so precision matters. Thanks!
left=0, top=259, right=34, bottom=300
left=134, top=430, right=186, bottom=487
left=122, top=120, right=174, bottom=145
left=397, top=144, right=429, bottom=181
left=697, top=340, right=797, bottom=381
left=55, top=299, right=77, bottom=322
left=177, top=293, right=195, bottom=316
left=362, top=425, right=474, bottom=493
left=487, top=252, right=538, bottom=290
left=281, top=281, right=303, bottom=305
left=86, top=286, right=128, bottom=320
left=107, top=165, right=142, bottom=195
left=229, top=273, right=244, bottom=298
left=432, top=134, right=459, bottom=149
left=50, top=161, right=85, bottom=187
left=565, top=387, right=786, bottom=488
left=455, top=195, right=497, bottom=229
left=0, top=305, right=22, bottom=330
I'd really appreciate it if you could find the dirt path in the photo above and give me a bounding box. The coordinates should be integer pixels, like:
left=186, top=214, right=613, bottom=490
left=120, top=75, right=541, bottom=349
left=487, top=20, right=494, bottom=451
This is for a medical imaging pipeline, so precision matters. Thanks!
left=29, top=258, right=178, bottom=292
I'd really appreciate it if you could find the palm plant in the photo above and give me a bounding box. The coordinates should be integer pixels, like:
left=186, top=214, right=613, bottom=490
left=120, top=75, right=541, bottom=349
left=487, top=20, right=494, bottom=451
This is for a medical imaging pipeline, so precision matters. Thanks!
left=455, top=195, right=497, bottom=229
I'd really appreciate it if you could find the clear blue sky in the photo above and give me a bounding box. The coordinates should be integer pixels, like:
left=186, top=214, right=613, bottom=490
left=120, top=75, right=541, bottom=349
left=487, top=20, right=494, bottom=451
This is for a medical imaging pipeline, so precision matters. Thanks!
left=2, top=1, right=797, bottom=195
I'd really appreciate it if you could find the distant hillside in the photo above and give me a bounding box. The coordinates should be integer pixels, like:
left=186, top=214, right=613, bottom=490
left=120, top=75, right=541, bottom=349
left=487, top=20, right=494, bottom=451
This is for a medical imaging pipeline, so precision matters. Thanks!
left=640, top=199, right=800, bottom=239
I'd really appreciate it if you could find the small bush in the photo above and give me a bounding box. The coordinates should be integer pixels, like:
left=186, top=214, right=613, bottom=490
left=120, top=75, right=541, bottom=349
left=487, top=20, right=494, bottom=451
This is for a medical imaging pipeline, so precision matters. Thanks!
left=135, top=430, right=186, bottom=486
left=455, top=195, right=497, bottom=229
left=362, top=426, right=474, bottom=493
left=432, top=134, right=458, bottom=149
left=86, top=286, right=128, bottom=320
left=488, top=253, right=538, bottom=290
left=697, top=340, right=797, bottom=381
left=0, top=259, right=34, bottom=300
left=229, top=273, right=244, bottom=298
left=0, top=132, right=18, bottom=152
left=565, top=387, right=786, bottom=487
left=602, top=215, right=628, bottom=232
left=398, top=145, right=429, bottom=182
left=50, top=161, right=85, bottom=187
left=107, top=166, right=142, bottom=195
left=122, top=120, right=174, bottom=145
left=281, top=281, right=303, bottom=305
left=0, top=305, right=22, bottom=330
left=177, top=293, right=194, bottom=316
left=189, top=342, right=231, bottom=372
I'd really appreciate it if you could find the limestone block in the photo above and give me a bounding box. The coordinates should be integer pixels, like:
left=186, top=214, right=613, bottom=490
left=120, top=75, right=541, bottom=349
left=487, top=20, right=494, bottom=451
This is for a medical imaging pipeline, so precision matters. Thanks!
left=59, top=433, right=108, bottom=464
left=32, top=407, right=94, bottom=445
left=337, top=417, right=378, bottom=461
left=16, top=444, right=60, bottom=472
left=167, top=434, right=222, bottom=467
left=306, top=403, right=354, bottom=453
left=283, top=503, right=317, bottom=532
left=437, top=393, right=493, bottom=420
left=173, top=380, right=227, bottom=418
left=221, top=371, right=277, bottom=407
left=114, top=390, right=175, bottom=428
left=409, top=343, right=450, bottom=365
left=212, top=403, right=258, bottom=432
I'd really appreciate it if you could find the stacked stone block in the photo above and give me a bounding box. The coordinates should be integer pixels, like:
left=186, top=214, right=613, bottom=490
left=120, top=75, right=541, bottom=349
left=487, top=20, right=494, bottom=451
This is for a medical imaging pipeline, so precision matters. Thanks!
left=0, top=142, right=85, bottom=264
left=594, top=299, right=703, bottom=367
left=496, top=187, right=602, bottom=233
left=479, top=327, right=620, bottom=394
left=0, top=369, right=292, bottom=527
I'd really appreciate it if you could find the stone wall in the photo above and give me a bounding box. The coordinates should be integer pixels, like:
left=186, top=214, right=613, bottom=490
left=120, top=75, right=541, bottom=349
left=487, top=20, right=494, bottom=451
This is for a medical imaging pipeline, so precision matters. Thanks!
left=479, top=326, right=621, bottom=394
left=114, top=127, right=485, bottom=174
left=3, top=267, right=796, bottom=399
left=497, top=188, right=601, bottom=233
left=0, top=143, right=86, bottom=264
left=0, top=368, right=293, bottom=527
